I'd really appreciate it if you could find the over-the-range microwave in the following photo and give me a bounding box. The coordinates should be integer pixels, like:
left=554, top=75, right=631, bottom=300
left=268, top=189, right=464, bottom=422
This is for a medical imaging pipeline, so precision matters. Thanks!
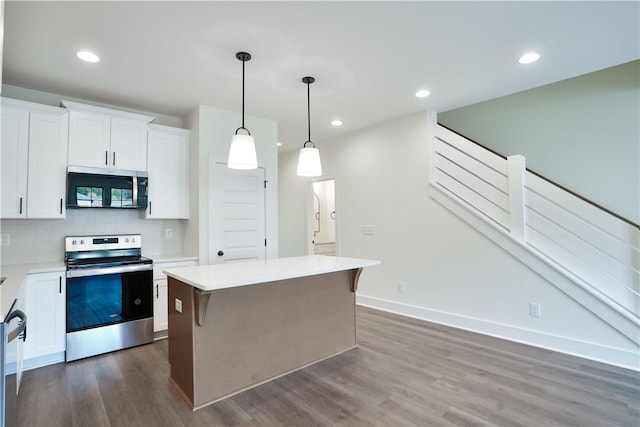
left=67, top=166, right=148, bottom=209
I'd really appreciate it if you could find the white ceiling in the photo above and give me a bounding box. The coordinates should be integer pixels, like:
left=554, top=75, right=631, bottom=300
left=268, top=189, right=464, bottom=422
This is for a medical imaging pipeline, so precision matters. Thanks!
left=3, top=1, right=639, bottom=151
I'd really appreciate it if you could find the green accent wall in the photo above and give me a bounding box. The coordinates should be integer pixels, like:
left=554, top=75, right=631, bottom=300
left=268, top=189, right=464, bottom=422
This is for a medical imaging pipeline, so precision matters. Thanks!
left=439, top=60, right=639, bottom=223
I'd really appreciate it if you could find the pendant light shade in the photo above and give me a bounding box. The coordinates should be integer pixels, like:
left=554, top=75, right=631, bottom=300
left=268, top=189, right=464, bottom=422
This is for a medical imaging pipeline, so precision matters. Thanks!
left=297, top=76, right=322, bottom=177
left=228, top=133, right=257, bottom=169
left=297, top=143, right=322, bottom=177
left=228, top=52, right=258, bottom=170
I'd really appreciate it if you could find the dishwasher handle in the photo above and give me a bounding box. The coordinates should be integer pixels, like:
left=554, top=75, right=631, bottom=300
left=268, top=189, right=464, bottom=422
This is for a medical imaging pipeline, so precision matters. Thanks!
left=6, top=309, right=27, bottom=343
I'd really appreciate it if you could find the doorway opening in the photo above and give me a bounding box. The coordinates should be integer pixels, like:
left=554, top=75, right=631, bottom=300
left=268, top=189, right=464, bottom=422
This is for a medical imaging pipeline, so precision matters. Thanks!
left=308, top=179, right=337, bottom=256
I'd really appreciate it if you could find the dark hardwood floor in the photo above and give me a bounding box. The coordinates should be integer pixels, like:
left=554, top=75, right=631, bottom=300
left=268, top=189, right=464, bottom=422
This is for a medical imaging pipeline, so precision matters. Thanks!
left=18, top=306, right=639, bottom=426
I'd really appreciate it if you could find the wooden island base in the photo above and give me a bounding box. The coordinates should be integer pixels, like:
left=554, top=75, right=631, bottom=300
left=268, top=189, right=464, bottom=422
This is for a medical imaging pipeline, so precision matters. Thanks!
left=167, top=268, right=361, bottom=410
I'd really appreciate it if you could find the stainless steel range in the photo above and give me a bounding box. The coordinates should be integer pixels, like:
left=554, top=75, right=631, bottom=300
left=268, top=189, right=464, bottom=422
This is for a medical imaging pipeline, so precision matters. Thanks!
left=65, top=234, right=153, bottom=362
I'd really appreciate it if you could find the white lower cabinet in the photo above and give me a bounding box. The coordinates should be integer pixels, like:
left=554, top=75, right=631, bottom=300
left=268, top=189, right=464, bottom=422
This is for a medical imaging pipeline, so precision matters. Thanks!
left=153, top=279, right=169, bottom=332
left=24, top=271, right=66, bottom=365
left=153, top=259, right=197, bottom=333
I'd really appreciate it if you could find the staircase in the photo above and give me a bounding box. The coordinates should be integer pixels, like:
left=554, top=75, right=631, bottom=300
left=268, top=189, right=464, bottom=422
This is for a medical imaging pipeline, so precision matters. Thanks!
left=428, top=122, right=640, bottom=344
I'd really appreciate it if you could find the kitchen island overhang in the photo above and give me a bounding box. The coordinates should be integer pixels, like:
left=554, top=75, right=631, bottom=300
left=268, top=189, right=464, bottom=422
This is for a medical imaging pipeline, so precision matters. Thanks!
left=163, top=255, right=380, bottom=410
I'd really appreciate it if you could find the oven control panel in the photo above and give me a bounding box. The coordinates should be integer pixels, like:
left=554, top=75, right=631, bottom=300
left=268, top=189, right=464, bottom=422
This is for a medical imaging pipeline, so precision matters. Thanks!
left=65, top=234, right=142, bottom=252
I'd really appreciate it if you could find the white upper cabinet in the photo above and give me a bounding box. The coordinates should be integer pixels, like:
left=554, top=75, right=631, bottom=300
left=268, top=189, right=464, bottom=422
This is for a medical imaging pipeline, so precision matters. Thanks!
left=1, top=103, right=29, bottom=218
left=27, top=110, right=69, bottom=218
left=63, top=100, right=154, bottom=171
left=1, top=98, right=68, bottom=219
left=147, top=124, right=190, bottom=219
left=111, top=117, right=150, bottom=171
left=67, top=110, right=110, bottom=169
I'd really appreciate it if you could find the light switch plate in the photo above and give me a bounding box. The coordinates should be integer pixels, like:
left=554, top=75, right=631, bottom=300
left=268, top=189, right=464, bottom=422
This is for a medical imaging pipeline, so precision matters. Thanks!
left=362, top=225, right=374, bottom=236
left=175, top=298, right=183, bottom=313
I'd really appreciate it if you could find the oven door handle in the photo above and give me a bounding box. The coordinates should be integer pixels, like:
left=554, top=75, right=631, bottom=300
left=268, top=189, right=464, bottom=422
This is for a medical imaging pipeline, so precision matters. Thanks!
left=66, top=263, right=153, bottom=278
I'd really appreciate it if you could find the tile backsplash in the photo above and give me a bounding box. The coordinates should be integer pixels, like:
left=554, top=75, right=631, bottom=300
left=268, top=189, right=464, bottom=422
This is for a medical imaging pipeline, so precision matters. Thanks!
left=0, top=209, right=186, bottom=265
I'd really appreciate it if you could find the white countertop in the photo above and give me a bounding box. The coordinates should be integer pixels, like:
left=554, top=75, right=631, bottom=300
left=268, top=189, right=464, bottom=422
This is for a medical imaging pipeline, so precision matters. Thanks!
left=0, top=262, right=66, bottom=321
left=163, top=255, right=380, bottom=292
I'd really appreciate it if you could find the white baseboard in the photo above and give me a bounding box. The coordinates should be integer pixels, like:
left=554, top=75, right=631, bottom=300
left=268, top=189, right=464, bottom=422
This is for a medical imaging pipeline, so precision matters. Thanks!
left=23, top=351, right=65, bottom=371
left=356, top=294, right=640, bottom=372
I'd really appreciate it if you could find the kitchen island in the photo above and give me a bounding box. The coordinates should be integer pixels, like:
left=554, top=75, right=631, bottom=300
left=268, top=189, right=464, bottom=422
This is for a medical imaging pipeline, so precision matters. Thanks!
left=163, top=255, right=379, bottom=410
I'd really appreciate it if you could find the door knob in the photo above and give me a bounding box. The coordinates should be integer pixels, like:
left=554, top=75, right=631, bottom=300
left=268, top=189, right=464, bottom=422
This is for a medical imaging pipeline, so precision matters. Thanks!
left=217, top=251, right=224, bottom=257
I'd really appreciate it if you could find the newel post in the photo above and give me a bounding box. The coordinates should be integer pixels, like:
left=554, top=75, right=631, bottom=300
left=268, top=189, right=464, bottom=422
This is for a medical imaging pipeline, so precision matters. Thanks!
left=507, top=155, right=526, bottom=243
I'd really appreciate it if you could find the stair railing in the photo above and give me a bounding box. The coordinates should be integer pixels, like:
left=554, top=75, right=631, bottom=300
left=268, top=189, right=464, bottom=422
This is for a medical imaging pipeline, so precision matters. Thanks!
left=430, top=123, right=639, bottom=337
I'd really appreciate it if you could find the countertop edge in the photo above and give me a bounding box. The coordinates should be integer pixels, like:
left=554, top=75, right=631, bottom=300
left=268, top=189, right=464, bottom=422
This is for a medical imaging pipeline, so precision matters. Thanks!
left=152, top=256, right=199, bottom=265
left=164, top=256, right=380, bottom=292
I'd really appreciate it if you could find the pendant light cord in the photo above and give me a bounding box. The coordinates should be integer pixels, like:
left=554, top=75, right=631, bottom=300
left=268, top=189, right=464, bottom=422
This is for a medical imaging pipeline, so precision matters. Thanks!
left=302, top=76, right=315, bottom=148
left=235, top=52, right=251, bottom=136
left=307, top=81, right=311, bottom=143
left=242, top=58, right=245, bottom=130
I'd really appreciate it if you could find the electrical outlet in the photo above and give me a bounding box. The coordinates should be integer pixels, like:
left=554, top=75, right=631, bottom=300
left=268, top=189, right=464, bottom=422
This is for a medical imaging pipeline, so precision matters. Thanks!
left=397, top=281, right=406, bottom=294
left=165, top=228, right=173, bottom=239
left=175, top=298, right=183, bottom=313
left=529, top=302, right=541, bottom=318
left=0, top=234, right=10, bottom=247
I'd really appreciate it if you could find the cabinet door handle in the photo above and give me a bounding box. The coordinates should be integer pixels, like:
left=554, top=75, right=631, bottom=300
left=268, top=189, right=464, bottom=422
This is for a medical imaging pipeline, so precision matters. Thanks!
left=19, top=197, right=23, bottom=214
left=60, top=198, right=63, bottom=214
left=112, top=151, right=116, bottom=166
left=105, top=150, right=108, bottom=165
left=156, top=284, right=159, bottom=299
left=59, top=276, right=62, bottom=294
left=149, top=201, right=152, bottom=215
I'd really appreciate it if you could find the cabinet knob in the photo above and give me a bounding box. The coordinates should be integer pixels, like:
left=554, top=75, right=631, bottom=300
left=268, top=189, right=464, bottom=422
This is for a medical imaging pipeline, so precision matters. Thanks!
left=217, top=251, right=224, bottom=257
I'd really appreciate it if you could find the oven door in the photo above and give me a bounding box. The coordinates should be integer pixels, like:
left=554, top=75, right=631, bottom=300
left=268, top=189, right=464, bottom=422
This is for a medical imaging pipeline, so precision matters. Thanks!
left=65, top=265, right=154, bottom=362
left=66, top=267, right=153, bottom=333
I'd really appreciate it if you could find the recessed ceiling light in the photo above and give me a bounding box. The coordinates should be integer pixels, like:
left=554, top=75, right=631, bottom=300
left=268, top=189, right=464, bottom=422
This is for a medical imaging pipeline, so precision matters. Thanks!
left=518, top=52, right=540, bottom=64
left=77, top=51, right=100, bottom=63
left=331, top=120, right=343, bottom=127
left=415, top=89, right=431, bottom=98
left=277, top=142, right=282, bottom=147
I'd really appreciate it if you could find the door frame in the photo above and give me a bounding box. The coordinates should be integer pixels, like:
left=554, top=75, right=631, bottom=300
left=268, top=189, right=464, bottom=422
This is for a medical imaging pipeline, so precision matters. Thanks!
left=306, top=178, right=339, bottom=256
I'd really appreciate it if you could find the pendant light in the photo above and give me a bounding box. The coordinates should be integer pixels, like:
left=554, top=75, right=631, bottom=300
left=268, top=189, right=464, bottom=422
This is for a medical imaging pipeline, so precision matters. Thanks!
left=296, top=76, right=322, bottom=177
left=227, top=52, right=258, bottom=170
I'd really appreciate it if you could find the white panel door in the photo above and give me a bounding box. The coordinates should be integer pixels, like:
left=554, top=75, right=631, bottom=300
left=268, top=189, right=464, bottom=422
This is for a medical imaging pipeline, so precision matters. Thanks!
left=209, top=161, right=266, bottom=264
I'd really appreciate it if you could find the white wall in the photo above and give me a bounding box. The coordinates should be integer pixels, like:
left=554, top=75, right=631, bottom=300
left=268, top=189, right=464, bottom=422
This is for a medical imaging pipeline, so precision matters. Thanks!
left=439, top=60, right=640, bottom=224
left=279, top=111, right=639, bottom=369
left=184, top=105, right=278, bottom=264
